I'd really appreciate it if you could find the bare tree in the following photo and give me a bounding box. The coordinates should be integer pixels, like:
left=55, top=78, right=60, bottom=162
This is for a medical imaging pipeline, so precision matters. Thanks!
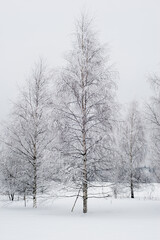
left=119, top=102, right=146, bottom=198
left=2, top=60, right=53, bottom=207
left=146, top=74, right=160, bottom=183
left=0, top=146, right=20, bottom=201
left=56, top=13, right=117, bottom=213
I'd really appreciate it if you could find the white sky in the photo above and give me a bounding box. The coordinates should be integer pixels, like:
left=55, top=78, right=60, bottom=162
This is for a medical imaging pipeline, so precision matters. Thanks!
left=0, top=0, right=160, bottom=120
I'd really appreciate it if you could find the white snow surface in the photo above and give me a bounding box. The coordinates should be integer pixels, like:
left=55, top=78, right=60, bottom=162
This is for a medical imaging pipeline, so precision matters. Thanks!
left=0, top=184, right=159, bottom=240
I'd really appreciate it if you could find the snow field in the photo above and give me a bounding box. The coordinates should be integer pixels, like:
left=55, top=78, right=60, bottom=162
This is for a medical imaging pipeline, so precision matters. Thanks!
left=0, top=184, right=159, bottom=240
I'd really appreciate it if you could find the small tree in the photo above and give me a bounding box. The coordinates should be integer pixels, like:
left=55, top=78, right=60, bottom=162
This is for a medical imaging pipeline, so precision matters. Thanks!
left=2, top=60, right=53, bottom=207
left=119, top=102, right=146, bottom=198
left=0, top=147, right=20, bottom=201
left=146, top=73, right=160, bottom=183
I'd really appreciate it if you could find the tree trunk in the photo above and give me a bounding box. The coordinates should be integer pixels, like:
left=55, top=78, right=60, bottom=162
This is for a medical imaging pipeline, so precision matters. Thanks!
left=83, top=182, right=87, bottom=213
left=11, top=193, right=14, bottom=201
left=130, top=173, right=134, bottom=198
left=81, top=62, right=88, bottom=213
left=33, top=182, right=37, bottom=208
left=83, top=154, right=88, bottom=213
left=82, top=97, right=88, bottom=213
left=82, top=123, right=87, bottom=213
left=33, top=194, right=37, bottom=208
left=24, top=191, right=27, bottom=207
left=33, top=156, right=37, bottom=208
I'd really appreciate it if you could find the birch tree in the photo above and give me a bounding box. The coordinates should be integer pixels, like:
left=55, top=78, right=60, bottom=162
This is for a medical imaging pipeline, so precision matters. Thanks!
left=119, top=102, right=146, bottom=198
left=146, top=74, right=160, bottom=182
left=2, top=60, right=53, bottom=207
left=56, top=14, right=117, bottom=213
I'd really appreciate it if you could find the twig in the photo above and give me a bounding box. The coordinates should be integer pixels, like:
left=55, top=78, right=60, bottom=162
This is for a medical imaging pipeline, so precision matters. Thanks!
left=71, top=188, right=81, bottom=212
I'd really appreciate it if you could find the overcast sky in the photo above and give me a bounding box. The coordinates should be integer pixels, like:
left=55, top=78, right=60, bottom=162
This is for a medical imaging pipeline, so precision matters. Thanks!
left=0, top=0, right=160, bottom=120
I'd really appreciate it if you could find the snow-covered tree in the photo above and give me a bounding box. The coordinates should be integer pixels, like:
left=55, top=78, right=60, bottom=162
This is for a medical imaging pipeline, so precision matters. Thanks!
left=56, top=14, right=117, bottom=213
left=146, top=74, right=160, bottom=183
left=0, top=146, right=20, bottom=201
left=1, top=60, right=53, bottom=207
left=119, top=102, right=146, bottom=198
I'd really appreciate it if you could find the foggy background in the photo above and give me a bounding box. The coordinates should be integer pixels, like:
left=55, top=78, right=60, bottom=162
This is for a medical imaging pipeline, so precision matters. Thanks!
left=0, top=0, right=160, bottom=120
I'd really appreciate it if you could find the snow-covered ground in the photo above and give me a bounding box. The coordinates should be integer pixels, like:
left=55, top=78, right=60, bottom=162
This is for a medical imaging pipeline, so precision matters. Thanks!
left=0, top=184, right=159, bottom=240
